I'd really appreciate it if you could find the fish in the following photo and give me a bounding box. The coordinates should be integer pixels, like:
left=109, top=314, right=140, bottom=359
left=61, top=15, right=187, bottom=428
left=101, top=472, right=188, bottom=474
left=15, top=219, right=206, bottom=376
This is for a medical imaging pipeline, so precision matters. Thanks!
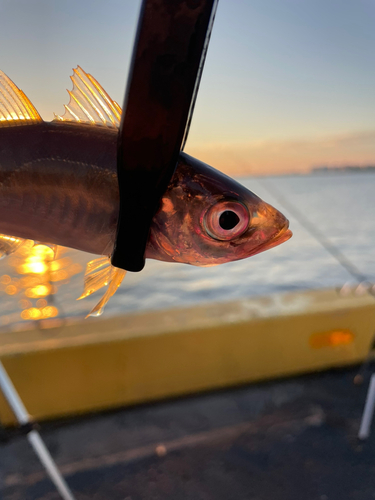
left=0, top=67, right=292, bottom=316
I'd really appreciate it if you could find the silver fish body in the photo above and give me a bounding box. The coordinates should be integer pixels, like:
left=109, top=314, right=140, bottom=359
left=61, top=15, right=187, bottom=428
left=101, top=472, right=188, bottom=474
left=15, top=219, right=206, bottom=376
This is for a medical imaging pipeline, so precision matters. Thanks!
left=0, top=121, right=291, bottom=267
left=0, top=122, right=119, bottom=255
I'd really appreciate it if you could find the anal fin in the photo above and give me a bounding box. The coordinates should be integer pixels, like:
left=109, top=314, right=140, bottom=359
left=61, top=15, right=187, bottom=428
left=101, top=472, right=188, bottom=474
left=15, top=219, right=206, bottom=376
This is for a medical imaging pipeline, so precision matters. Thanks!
left=78, top=256, right=126, bottom=317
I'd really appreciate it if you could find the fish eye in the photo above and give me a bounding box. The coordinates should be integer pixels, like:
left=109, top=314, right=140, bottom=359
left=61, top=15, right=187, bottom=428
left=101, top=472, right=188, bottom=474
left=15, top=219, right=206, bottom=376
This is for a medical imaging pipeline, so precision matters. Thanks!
left=203, top=201, right=250, bottom=241
left=219, top=210, right=240, bottom=230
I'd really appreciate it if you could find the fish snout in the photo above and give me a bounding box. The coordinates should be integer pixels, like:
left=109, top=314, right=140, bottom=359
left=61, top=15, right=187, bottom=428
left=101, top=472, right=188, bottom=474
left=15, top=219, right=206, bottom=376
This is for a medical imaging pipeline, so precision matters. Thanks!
left=249, top=200, right=292, bottom=247
left=251, top=200, right=285, bottom=229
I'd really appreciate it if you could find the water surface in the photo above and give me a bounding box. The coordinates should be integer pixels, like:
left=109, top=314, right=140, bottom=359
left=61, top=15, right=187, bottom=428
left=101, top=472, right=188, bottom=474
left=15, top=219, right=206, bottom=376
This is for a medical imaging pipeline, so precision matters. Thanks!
left=2, top=172, right=375, bottom=327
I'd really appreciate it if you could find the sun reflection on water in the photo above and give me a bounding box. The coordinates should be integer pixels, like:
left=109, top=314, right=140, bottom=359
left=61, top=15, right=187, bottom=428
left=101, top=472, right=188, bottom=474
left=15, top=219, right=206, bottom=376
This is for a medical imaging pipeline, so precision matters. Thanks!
left=0, top=242, right=82, bottom=325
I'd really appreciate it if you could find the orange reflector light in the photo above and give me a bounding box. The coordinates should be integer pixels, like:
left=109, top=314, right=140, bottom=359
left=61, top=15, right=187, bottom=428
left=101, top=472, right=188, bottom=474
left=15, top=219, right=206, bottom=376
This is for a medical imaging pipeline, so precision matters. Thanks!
left=309, top=329, right=355, bottom=349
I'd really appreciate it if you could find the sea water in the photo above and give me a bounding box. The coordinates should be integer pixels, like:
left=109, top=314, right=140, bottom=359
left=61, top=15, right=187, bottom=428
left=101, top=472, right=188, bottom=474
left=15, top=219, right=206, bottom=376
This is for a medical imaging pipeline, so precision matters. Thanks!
left=2, top=172, right=375, bottom=325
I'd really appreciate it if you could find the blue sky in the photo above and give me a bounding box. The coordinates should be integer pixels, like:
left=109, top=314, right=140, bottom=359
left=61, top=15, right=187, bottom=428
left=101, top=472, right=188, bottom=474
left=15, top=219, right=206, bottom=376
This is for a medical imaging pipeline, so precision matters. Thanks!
left=1, top=0, right=374, bottom=174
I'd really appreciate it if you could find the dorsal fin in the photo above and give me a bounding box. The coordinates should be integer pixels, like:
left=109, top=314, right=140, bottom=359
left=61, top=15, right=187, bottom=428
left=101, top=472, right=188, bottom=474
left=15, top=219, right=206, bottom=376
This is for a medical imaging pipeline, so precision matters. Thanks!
left=54, top=66, right=122, bottom=128
left=0, top=71, right=42, bottom=126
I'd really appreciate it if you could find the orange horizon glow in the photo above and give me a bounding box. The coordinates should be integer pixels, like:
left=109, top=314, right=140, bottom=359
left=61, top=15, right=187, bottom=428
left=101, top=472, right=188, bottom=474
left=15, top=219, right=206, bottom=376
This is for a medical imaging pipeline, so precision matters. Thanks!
left=186, top=129, right=375, bottom=177
left=2, top=1, right=375, bottom=179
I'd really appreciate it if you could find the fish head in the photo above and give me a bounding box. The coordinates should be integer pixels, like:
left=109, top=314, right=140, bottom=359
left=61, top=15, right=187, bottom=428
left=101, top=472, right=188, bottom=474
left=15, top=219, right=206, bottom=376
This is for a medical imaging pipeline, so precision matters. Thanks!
left=146, top=153, right=292, bottom=266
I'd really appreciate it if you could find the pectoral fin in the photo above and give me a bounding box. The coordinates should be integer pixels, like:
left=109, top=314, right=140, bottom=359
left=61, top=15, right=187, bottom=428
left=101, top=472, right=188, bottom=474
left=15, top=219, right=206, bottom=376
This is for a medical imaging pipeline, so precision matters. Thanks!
left=0, top=234, right=30, bottom=258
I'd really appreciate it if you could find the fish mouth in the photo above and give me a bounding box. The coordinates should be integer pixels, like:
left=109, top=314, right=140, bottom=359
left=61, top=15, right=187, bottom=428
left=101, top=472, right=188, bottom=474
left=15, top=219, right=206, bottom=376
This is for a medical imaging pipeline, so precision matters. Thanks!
left=272, top=224, right=293, bottom=245
left=251, top=221, right=292, bottom=256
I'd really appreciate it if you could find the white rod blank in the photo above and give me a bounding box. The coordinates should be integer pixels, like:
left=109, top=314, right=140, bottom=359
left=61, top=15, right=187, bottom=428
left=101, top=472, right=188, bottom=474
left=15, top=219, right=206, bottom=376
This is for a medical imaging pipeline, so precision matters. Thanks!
left=27, top=430, right=76, bottom=500
left=0, top=362, right=29, bottom=423
left=0, top=361, right=76, bottom=500
left=359, top=373, right=375, bottom=440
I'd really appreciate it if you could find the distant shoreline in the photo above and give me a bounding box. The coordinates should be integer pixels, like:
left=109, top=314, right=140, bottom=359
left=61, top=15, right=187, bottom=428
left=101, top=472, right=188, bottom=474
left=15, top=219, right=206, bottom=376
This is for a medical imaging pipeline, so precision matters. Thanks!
left=236, top=166, right=375, bottom=179
left=311, top=166, right=375, bottom=175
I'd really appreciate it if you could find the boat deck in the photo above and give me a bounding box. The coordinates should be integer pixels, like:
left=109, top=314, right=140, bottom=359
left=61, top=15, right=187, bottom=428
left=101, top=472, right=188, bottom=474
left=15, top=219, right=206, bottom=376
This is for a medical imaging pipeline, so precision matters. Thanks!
left=1, top=364, right=375, bottom=500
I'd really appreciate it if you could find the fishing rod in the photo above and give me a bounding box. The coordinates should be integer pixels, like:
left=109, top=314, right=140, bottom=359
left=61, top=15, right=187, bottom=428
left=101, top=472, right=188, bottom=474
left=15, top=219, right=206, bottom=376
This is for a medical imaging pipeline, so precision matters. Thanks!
left=0, top=362, right=75, bottom=500
left=112, top=0, right=219, bottom=272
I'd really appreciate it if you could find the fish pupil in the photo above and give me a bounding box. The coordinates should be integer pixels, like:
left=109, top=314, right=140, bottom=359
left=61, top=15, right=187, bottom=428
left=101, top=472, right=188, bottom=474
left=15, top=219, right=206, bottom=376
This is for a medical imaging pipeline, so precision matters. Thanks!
left=219, top=210, right=240, bottom=230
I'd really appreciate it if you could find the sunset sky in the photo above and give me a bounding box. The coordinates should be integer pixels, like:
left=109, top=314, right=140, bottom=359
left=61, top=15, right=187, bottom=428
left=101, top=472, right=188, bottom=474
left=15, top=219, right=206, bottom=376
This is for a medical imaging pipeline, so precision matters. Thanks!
left=1, top=0, right=374, bottom=175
